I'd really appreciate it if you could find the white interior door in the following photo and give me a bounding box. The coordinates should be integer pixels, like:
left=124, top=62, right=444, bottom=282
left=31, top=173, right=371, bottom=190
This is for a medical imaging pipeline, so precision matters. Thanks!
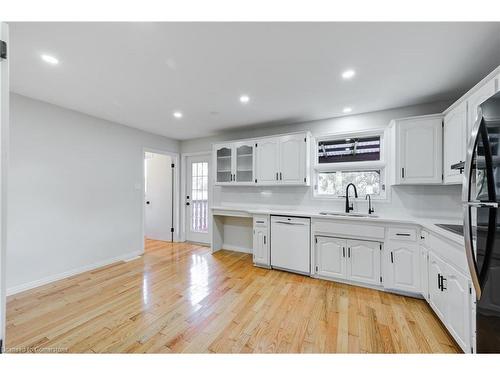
left=145, top=152, right=173, bottom=242
left=0, top=22, right=8, bottom=352
left=186, top=155, right=210, bottom=244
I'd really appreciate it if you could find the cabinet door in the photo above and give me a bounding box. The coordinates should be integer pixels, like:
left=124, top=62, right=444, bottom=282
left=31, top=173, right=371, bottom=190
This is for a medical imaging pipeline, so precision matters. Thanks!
left=253, top=226, right=269, bottom=267
left=346, top=239, right=381, bottom=286
left=255, top=137, right=280, bottom=184
left=428, top=252, right=447, bottom=321
left=399, top=116, right=443, bottom=184
left=235, top=142, right=254, bottom=183
left=420, top=246, right=429, bottom=301
left=467, top=78, right=497, bottom=141
left=443, top=101, right=467, bottom=184
left=215, top=145, right=233, bottom=184
left=445, top=265, right=471, bottom=352
left=279, top=134, right=306, bottom=184
left=385, top=241, right=420, bottom=293
left=315, top=236, right=347, bottom=280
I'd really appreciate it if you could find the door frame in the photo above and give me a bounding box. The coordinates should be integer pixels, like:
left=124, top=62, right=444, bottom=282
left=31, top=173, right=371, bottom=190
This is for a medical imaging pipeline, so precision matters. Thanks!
left=142, top=147, right=180, bottom=247
left=0, top=22, right=8, bottom=353
left=180, top=152, right=212, bottom=243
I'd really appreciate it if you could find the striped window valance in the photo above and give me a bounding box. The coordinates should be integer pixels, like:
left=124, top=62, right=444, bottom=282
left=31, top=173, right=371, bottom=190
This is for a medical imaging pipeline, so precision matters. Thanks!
left=318, top=136, right=380, bottom=164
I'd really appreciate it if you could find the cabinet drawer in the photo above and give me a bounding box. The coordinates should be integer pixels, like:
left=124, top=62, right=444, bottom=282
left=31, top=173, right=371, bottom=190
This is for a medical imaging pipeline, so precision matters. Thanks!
left=313, top=219, right=385, bottom=240
left=253, top=216, right=268, bottom=227
left=388, top=227, right=417, bottom=241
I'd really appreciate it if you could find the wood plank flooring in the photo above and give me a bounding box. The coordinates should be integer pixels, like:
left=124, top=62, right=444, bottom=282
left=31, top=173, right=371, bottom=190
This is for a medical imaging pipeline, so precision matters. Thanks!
left=6, top=239, right=460, bottom=353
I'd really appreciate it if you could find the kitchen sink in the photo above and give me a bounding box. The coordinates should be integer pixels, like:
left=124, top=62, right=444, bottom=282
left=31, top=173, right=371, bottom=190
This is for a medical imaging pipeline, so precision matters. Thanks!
left=319, top=211, right=378, bottom=218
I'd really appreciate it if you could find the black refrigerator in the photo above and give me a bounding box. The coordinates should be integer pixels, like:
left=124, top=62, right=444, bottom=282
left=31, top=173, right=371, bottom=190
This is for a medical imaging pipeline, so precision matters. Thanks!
left=463, top=91, right=500, bottom=353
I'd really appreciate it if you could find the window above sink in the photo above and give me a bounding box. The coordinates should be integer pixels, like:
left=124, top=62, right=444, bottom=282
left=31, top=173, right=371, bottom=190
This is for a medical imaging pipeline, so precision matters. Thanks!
left=313, top=129, right=388, bottom=200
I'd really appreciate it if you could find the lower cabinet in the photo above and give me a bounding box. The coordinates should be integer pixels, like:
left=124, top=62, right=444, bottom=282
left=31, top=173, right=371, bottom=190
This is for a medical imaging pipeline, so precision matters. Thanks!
left=315, top=236, right=381, bottom=287
left=428, top=252, right=447, bottom=321
left=420, top=246, right=429, bottom=302
left=384, top=240, right=420, bottom=293
left=428, top=251, right=472, bottom=352
left=315, top=236, right=347, bottom=280
left=253, top=216, right=270, bottom=267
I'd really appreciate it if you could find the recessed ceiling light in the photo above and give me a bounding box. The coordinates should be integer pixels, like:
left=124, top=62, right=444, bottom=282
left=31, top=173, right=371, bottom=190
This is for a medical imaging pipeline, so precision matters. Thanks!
left=173, top=111, right=183, bottom=119
left=343, top=107, right=352, bottom=113
left=341, top=69, right=356, bottom=80
left=239, top=95, right=250, bottom=104
left=41, top=54, right=59, bottom=65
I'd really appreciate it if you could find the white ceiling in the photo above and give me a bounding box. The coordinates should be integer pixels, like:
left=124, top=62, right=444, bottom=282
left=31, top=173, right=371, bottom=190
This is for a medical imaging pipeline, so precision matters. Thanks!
left=9, top=22, right=500, bottom=140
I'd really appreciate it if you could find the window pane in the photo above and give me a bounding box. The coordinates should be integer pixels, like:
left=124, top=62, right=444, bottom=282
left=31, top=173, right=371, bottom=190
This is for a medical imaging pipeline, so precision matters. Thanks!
left=317, top=170, right=381, bottom=196
left=318, top=136, right=380, bottom=164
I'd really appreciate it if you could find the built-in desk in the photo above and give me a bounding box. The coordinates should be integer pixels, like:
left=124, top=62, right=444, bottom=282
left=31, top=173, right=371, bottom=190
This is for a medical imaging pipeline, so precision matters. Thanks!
left=211, top=208, right=253, bottom=253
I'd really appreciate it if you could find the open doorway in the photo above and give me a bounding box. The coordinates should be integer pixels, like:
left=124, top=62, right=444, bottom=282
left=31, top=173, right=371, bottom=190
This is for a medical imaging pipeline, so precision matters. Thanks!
left=144, top=151, right=174, bottom=243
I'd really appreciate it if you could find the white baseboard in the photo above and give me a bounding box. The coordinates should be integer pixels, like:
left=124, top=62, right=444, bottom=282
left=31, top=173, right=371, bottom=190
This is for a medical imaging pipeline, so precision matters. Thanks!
left=6, top=250, right=143, bottom=296
left=221, top=243, right=252, bottom=254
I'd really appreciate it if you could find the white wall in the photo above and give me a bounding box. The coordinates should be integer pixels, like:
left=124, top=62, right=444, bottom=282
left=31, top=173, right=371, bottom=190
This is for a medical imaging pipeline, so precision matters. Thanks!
left=7, top=93, right=180, bottom=294
left=181, top=100, right=463, bottom=223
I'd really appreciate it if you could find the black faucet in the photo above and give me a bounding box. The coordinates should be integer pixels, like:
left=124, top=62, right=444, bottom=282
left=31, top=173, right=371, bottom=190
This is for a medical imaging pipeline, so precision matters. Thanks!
left=366, top=194, right=374, bottom=215
left=345, top=183, right=358, bottom=213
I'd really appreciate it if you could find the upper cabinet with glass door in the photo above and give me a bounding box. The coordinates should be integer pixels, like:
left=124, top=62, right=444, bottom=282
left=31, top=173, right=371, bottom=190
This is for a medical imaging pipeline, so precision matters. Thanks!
left=214, top=142, right=255, bottom=185
left=215, top=145, right=233, bottom=184
left=235, top=142, right=254, bottom=183
left=213, top=132, right=310, bottom=186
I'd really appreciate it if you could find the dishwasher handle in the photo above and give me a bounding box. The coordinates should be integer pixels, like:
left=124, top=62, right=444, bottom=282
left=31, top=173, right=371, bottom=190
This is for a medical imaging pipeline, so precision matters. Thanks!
left=273, top=221, right=307, bottom=226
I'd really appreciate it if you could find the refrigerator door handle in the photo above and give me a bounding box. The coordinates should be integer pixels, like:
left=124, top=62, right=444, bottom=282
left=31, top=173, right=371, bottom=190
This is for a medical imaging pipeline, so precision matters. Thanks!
left=465, top=201, right=499, bottom=208
left=463, top=107, right=484, bottom=299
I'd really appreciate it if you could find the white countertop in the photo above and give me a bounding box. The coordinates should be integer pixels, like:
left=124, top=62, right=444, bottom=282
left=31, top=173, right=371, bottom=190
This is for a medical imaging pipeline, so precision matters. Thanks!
left=211, top=205, right=464, bottom=245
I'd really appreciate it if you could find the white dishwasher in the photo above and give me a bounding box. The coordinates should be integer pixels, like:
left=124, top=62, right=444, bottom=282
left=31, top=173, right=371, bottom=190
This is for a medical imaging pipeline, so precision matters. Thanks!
left=270, top=216, right=311, bottom=275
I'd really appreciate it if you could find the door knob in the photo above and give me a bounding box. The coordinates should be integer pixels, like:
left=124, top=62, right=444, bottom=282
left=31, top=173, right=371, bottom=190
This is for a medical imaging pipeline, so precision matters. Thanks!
left=186, top=202, right=190, bottom=206
left=146, top=201, right=150, bottom=205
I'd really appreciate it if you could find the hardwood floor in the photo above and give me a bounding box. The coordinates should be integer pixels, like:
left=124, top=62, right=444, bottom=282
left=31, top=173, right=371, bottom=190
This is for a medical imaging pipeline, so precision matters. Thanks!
left=6, top=239, right=460, bottom=353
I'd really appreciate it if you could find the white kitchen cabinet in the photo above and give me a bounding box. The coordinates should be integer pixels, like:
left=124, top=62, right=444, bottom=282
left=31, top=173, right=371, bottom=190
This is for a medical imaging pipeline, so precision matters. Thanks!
left=215, top=144, right=233, bottom=184
left=445, top=264, right=471, bottom=352
left=347, top=239, right=381, bottom=286
left=427, top=250, right=472, bottom=352
left=384, top=240, right=420, bottom=294
left=253, top=215, right=269, bottom=267
left=214, top=142, right=255, bottom=185
left=255, top=137, right=280, bottom=184
left=235, top=142, right=255, bottom=183
left=279, top=133, right=307, bottom=184
left=315, top=236, right=347, bottom=280
left=420, top=246, right=429, bottom=301
left=467, top=78, right=498, bottom=140
left=314, top=236, right=381, bottom=287
left=392, top=114, right=443, bottom=185
left=428, top=251, right=447, bottom=321
left=443, top=101, right=467, bottom=184
left=256, top=133, right=309, bottom=185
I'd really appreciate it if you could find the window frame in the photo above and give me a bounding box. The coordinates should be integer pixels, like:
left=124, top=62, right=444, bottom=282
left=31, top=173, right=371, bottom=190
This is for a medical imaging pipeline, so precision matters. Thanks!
left=312, top=128, right=389, bottom=201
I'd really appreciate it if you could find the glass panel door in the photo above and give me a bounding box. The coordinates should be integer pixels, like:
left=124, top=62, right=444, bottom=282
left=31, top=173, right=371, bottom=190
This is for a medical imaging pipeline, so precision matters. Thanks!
left=190, top=161, right=209, bottom=234
left=236, top=144, right=253, bottom=182
left=216, top=146, right=232, bottom=183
